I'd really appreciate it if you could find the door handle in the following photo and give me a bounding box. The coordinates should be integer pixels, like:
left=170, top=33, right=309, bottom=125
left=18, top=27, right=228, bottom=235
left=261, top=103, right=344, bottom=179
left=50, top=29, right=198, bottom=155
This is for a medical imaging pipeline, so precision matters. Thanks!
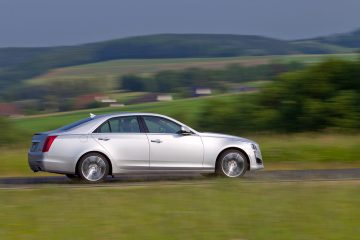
left=98, top=137, right=110, bottom=141
left=151, top=139, right=162, bottom=143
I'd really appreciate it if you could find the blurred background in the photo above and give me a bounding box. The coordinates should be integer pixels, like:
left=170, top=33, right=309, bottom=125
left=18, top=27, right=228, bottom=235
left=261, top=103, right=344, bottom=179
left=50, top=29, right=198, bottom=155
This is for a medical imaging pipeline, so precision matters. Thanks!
left=0, top=0, right=360, bottom=239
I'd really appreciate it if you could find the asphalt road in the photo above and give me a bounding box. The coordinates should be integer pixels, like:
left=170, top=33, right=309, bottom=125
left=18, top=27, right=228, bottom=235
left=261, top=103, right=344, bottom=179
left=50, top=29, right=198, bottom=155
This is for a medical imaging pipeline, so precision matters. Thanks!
left=0, top=168, right=360, bottom=189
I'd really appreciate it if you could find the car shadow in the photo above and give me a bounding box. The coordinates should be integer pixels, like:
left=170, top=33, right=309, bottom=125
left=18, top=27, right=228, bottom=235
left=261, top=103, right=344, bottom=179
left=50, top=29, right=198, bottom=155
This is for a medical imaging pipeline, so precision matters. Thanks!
left=0, top=173, right=207, bottom=187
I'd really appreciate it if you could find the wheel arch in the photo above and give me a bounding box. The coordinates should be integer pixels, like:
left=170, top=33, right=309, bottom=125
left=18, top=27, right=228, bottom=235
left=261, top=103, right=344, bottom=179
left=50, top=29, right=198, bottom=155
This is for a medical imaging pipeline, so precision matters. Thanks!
left=215, top=147, right=250, bottom=171
left=75, top=151, right=113, bottom=176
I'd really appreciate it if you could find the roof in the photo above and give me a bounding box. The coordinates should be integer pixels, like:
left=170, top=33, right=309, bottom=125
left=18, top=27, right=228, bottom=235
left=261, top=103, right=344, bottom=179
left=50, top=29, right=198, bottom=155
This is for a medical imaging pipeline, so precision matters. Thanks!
left=91, top=112, right=168, bottom=119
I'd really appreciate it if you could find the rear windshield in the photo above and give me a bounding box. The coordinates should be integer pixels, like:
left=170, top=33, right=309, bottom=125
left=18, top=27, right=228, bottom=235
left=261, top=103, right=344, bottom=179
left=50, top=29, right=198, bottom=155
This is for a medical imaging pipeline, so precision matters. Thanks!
left=58, top=117, right=94, bottom=131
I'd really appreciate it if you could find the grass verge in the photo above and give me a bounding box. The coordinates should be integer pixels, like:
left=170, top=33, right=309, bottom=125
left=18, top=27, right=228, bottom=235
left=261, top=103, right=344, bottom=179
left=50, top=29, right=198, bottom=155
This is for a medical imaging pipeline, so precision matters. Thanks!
left=0, top=180, right=359, bottom=240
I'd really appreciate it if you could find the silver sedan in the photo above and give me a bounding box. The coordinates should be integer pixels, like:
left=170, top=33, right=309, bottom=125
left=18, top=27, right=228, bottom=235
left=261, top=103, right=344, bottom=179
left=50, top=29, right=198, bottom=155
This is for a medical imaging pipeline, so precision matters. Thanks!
left=28, top=113, right=264, bottom=183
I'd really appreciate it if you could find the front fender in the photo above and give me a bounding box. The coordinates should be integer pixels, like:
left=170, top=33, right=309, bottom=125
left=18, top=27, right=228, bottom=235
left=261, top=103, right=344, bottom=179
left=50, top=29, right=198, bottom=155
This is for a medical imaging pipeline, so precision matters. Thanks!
left=202, top=138, right=261, bottom=170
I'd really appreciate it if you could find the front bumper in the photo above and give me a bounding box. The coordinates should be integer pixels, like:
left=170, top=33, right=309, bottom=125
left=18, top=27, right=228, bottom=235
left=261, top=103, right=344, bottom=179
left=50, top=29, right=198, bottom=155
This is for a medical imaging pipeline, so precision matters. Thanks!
left=249, top=144, right=264, bottom=170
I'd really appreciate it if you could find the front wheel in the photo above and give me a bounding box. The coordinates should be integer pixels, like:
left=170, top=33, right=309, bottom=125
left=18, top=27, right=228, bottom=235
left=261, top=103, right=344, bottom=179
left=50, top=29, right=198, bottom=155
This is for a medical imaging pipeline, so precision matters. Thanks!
left=216, top=150, right=248, bottom=177
left=77, top=153, right=109, bottom=183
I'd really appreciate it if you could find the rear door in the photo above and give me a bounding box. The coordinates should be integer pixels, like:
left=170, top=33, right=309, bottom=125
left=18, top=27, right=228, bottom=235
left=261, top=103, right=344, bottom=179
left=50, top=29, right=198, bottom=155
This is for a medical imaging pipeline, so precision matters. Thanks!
left=141, top=116, right=204, bottom=169
left=91, top=116, right=149, bottom=169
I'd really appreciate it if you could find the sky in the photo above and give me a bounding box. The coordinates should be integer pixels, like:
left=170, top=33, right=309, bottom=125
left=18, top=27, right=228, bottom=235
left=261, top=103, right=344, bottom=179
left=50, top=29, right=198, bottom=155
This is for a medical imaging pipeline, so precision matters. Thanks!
left=0, top=0, right=359, bottom=47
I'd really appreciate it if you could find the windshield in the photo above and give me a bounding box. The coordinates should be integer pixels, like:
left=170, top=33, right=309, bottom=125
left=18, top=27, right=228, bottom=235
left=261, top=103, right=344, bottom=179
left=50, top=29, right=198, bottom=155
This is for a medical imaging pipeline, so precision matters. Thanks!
left=58, top=117, right=94, bottom=131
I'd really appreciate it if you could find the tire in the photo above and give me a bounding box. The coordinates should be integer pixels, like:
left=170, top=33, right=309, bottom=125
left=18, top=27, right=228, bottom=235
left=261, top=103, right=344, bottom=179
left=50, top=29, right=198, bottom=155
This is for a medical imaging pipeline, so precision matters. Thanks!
left=77, top=153, right=110, bottom=183
left=216, top=149, right=248, bottom=177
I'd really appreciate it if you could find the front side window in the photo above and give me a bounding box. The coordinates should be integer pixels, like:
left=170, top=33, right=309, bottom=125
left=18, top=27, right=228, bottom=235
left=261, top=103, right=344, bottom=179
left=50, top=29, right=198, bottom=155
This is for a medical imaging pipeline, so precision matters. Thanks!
left=143, top=116, right=181, bottom=134
left=95, top=116, right=140, bottom=133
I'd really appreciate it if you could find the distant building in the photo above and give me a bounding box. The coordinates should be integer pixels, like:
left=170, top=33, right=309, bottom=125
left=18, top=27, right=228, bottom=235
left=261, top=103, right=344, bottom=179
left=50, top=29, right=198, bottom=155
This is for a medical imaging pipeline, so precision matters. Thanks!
left=0, top=103, right=23, bottom=117
left=109, top=103, right=125, bottom=107
left=124, top=93, right=173, bottom=105
left=100, top=98, right=117, bottom=103
left=94, top=95, right=108, bottom=102
left=156, top=95, right=173, bottom=101
left=193, top=87, right=212, bottom=97
left=94, top=96, right=117, bottom=103
left=195, top=88, right=212, bottom=95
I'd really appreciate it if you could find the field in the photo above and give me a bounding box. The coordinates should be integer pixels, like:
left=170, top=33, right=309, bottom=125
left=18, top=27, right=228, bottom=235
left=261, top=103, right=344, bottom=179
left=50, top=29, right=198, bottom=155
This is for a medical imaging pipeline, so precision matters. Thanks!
left=27, top=53, right=359, bottom=88
left=0, top=180, right=359, bottom=240
left=4, top=93, right=359, bottom=177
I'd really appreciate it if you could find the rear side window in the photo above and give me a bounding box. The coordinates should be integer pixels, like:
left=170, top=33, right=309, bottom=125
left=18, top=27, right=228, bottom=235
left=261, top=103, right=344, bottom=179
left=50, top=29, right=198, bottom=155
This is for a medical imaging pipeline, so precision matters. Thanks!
left=95, top=116, right=141, bottom=133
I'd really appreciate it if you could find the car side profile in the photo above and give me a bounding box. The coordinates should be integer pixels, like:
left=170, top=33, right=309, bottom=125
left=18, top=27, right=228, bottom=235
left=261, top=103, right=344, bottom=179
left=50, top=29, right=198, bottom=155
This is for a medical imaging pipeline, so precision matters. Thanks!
left=28, top=113, right=264, bottom=183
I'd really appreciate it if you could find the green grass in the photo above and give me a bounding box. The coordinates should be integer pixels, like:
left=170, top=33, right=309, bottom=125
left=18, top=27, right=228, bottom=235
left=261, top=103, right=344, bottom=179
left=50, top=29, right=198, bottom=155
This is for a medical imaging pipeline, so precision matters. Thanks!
left=26, top=53, right=359, bottom=88
left=0, top=148, right=33, bottom=177
left=250, top=133, right=360, bottom=169
left=0, top=181, right=359, bottom=239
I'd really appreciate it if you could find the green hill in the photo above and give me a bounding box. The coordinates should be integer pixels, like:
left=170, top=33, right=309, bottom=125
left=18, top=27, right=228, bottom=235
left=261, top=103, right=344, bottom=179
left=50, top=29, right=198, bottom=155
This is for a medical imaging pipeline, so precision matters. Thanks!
left=0, top=30, right=359, bottom=91
left=309, top=28, right=360, bottom=48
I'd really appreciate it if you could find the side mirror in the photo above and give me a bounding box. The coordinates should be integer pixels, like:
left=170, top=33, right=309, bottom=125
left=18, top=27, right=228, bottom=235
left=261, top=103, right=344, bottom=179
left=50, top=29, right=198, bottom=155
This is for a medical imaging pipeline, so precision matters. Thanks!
left=178, top=126, right=192, bottom=135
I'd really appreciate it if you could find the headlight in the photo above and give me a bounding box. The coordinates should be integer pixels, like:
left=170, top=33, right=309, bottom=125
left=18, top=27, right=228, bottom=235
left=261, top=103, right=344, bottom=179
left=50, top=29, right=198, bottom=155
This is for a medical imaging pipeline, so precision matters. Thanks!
left=251, top=143, right=257, bottom=150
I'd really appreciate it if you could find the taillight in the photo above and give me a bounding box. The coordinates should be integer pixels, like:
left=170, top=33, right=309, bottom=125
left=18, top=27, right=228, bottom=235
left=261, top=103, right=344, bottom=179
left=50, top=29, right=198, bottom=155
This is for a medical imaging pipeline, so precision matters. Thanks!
left=42, top=136, right=57, bottom=152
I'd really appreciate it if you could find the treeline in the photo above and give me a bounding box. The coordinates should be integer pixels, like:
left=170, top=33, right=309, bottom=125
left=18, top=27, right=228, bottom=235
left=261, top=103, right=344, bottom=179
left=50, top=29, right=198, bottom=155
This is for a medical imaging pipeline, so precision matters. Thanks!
left=2, top=77, right=111, bottom=113
left=5, top=77, right=109, bottom=100
left=198, top=59, right=360, bottom=132
left=120, top=62, right=304, bottom=92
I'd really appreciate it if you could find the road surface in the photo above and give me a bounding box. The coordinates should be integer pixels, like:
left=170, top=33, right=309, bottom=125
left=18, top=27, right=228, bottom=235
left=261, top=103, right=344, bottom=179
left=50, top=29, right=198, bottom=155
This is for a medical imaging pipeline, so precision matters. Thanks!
left=0, top=168, right=359, bottom=189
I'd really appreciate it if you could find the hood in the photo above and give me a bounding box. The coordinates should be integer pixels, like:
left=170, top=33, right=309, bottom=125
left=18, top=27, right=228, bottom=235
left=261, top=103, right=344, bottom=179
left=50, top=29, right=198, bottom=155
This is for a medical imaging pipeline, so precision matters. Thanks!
left=199, top=132, right=256, bottom=144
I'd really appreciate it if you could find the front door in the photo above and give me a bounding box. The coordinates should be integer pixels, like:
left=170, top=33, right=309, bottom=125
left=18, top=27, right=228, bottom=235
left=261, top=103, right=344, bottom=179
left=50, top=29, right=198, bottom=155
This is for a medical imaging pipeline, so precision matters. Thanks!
left=141, top=116, right=204, bottom=169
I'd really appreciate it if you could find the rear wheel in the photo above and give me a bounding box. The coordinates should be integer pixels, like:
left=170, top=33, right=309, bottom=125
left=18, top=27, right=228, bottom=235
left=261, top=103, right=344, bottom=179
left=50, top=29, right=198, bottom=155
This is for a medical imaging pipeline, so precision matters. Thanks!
left=216, top=150, right=248, bottom=177
left=77, top=153, right=109, bottom=183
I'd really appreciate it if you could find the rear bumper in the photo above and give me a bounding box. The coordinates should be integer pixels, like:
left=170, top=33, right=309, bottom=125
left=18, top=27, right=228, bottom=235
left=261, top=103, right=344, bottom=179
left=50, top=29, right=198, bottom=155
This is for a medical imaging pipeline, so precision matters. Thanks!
left=28, top=151, right=45, bottom=172
left=28, top=151, right=75, bottom=174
